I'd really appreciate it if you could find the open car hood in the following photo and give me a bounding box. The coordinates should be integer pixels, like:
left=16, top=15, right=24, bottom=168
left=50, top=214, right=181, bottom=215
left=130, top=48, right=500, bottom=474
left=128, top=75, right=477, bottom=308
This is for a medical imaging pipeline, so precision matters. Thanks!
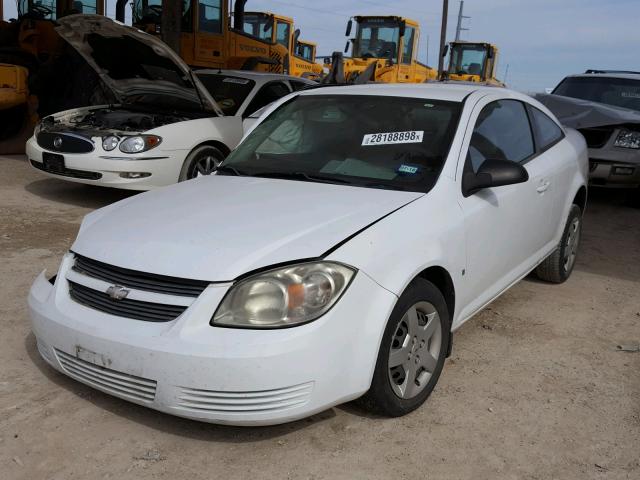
left=535, top=93, right=640, bottom=129
left=55, top=15, right=221, bottom=114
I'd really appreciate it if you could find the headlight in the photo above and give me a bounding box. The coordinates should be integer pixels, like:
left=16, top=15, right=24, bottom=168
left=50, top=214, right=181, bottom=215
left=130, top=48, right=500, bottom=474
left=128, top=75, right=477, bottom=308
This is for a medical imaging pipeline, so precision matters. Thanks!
left=102, top=136, right=119, bottom=151
left=33, top=121, right=43, bottom=136
left=119, top=135, right=162, bottom=153
left=614, top=129, right=640, bottom=149
left=212, top=262, right=356, bottom=328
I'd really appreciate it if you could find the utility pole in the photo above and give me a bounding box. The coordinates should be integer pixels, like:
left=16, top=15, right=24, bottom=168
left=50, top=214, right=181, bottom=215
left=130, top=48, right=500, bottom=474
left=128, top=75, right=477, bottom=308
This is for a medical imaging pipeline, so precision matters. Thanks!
left=455, top=1, right=470, bottom=41
left=426, top=34, right=429, bottom=66
left=437, top=0, right=449, bottom=79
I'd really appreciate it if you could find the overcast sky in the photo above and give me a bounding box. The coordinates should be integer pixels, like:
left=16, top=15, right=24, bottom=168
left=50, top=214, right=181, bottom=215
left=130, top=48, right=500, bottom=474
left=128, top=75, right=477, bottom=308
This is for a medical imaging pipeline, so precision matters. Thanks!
left=3, top=0, right=638, bottom=92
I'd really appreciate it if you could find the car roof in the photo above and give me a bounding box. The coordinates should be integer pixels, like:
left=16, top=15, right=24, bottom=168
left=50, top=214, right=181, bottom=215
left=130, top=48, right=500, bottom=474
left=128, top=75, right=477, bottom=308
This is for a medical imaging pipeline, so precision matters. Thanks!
left=194, top=69, right=316, bottom=84
left=297, top=82, right=506, bottom=102
left=563, top=72, right=640, bottom=81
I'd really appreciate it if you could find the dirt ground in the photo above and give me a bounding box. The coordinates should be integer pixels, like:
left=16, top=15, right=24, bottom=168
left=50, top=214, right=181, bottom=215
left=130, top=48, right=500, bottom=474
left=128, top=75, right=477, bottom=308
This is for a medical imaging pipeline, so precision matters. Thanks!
left=1, top=154, right=638, bottom=480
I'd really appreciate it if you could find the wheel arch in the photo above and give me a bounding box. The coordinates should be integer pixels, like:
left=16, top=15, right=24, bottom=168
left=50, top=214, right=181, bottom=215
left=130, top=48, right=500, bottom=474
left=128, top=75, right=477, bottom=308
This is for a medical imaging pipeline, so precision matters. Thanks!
left=573, top=185, right=587, bottom=213
left=414, top=266, right=456, bottom=325
left=191, top=140, right=231, bottom=158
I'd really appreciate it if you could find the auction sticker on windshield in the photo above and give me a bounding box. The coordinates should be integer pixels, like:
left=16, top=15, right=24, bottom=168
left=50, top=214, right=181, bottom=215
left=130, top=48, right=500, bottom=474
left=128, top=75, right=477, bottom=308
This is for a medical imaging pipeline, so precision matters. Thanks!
left=362, top=131, right=424, bottom=146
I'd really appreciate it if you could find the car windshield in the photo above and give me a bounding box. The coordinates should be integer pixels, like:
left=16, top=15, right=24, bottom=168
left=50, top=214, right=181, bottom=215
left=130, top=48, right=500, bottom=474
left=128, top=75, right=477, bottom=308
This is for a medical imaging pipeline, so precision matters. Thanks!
left=553, top=77, right=640, bottom=112
left=353, top=19, right=400, bottom=62
left=196, top=74, right=256, bottom=116
left=221, top=95, right=462, bottom=193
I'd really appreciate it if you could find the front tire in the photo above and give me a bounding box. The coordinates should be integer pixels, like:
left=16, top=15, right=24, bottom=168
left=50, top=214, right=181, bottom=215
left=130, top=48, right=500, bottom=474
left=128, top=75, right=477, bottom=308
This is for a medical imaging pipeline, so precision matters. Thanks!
left=359, top=278, right=450, bottom=417
left=536, top=204, right=582, bottom=283
left=178, top=145, right=226, bottom=182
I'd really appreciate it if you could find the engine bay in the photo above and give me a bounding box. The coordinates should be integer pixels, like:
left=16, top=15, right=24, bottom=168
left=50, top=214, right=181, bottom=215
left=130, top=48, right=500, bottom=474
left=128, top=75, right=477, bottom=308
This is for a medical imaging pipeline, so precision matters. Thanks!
left=40, top=107, right=191, bottom=137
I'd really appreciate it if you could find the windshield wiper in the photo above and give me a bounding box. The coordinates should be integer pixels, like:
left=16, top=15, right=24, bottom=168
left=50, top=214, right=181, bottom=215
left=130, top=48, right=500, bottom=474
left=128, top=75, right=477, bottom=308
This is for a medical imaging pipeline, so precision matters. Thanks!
left=216, top=164, right=244, bottom=176
left=250, top=171, right=352, bottom=185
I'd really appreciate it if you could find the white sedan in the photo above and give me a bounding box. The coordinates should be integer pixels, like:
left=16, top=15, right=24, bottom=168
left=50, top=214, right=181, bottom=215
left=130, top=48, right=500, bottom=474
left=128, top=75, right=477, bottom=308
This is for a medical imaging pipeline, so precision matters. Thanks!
left=25, top=16, right=312, bottom=190
left=28, top=83, right=588, bottom=425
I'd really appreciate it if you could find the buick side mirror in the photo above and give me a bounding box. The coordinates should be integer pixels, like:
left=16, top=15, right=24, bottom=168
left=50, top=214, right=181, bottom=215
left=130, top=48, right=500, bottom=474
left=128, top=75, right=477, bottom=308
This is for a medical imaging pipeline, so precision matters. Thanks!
left=462, top=159, right=529, bottom=197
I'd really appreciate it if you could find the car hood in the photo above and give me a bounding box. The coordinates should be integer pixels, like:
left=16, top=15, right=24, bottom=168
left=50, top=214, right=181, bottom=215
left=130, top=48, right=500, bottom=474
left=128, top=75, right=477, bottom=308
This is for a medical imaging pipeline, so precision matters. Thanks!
left=535, top=93, right=640, bottom=129
left=55, top=15, right=221, bottom=115
left=72, top=176, right=423, bottom=281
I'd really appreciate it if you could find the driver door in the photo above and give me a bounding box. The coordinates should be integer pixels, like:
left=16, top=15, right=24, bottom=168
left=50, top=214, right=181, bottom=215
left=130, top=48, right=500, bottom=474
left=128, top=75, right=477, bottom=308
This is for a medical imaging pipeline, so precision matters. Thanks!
left=456, top=97, right=554, bottom=321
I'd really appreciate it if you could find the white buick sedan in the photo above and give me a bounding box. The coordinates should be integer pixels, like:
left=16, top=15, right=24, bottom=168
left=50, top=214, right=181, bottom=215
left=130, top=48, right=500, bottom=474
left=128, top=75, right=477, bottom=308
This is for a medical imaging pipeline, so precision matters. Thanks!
left=28, top=83, right=588, bottom=425
left=25, top=16, right=311, bottom=190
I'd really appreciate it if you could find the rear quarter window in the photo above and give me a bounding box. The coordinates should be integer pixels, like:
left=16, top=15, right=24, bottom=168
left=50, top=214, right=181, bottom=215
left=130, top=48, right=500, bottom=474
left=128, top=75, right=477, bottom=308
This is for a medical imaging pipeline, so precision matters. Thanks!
left=529, top=106, right=565, bottom=151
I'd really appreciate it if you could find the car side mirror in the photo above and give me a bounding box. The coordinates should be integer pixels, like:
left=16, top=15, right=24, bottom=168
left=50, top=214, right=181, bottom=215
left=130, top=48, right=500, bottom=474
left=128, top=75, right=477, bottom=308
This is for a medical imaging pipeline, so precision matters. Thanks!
left=344, top=40, right=350, bottom=53
left=462, top=159, right=529, bottom=197
left=345, top=19, right=352, bottom=37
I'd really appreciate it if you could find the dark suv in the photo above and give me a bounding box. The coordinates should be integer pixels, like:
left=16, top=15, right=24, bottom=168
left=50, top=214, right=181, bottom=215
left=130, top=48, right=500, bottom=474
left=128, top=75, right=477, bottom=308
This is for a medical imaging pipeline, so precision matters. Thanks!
left=549, top=71, right=640, bottom=187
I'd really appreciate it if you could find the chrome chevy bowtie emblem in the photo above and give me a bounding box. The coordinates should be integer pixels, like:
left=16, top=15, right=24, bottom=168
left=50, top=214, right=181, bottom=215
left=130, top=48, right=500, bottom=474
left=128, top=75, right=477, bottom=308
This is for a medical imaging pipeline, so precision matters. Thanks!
left=106, top=285, right=129, bottom=301
left=53, top=136, right=63, bottom=149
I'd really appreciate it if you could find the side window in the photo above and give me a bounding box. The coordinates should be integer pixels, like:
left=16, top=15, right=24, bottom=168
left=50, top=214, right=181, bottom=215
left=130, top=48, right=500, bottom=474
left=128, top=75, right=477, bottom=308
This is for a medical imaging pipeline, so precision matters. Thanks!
left=199, top=0, right=222, bottom=34
left=401, top=27, right=415, bottom=65
left=467, top=100, right=535, bottom=172
left=290, top=80, right=309, bottom=92
left=244, top=82, right=291, bottom=117
left=276, top=21, right=291, bottom=49
left=529, top=106, right=564, bottom=151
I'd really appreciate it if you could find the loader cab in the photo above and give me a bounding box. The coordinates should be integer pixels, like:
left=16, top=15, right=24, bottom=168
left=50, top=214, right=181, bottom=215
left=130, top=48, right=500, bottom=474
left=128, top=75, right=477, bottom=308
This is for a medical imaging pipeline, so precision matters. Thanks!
left=295, top=40, right=315, bottom=63
left=447, top=41, right=500, bottom=84
left=351, top=16, right=403, bottom=63
left=241, top=12, right=293, bottom=51
left=18, top=0, right=104, bottom=20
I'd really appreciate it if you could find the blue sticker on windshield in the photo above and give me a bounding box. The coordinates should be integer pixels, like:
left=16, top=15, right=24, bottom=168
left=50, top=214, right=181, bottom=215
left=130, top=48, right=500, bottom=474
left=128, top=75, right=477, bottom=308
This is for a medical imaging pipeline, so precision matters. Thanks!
left=398, top=164, right=420, bottom=175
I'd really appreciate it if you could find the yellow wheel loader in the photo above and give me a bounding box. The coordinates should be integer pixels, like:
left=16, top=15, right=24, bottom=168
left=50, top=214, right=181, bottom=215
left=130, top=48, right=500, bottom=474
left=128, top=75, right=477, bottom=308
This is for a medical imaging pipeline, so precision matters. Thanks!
left=0, top=0, right=106, bottom=153
left=323, top=16, right=437, bottom=84
left=444, top=41, right=504, bottom=86
left=132, top=0, right=315, bottom=76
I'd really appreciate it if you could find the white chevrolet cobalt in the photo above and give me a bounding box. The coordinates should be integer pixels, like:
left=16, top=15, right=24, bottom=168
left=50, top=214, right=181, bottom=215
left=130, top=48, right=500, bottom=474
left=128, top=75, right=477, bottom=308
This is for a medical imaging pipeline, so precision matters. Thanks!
left=28, top=83, right=588, bottom=425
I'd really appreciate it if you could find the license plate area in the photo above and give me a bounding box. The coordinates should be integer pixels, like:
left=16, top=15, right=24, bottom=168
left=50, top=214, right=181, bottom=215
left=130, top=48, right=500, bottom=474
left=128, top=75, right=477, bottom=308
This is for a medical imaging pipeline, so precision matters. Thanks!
left=43, top=152, right=65, bottom=173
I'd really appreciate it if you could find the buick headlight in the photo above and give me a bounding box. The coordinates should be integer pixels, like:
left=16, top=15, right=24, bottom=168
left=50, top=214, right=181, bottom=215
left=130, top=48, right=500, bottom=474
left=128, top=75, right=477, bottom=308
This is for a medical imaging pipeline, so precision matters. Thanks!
left=33, top=121, right=43, bottom=136
left=102, top=135, right=119, bottom=151
left=614, top=129, right=640, bottom=149
left=119, top=135, right=162, bottom=153
left=212, top=262, right=356, bottom=328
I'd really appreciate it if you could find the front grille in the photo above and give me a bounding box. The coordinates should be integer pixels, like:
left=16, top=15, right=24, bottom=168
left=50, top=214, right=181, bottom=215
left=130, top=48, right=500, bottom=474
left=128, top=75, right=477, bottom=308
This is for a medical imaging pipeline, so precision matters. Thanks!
left=37, top=131, right=94, bottom=153
left=69, top=280, right=187, bottom=322
left=31, top=159, right=102, bottom=180
left=579, top=127, right=613, bottom=149
left=73, top=255, right=209, bottom=297
left=55, top=349, right=157, bottom=403
left=176, top=382, right=313, bottom=414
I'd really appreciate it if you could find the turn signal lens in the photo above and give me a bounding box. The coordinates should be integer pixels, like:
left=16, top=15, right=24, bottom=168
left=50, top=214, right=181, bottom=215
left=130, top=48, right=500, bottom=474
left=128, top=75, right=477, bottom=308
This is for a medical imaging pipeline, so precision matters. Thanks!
left=212, top=262, right=356, bottom=328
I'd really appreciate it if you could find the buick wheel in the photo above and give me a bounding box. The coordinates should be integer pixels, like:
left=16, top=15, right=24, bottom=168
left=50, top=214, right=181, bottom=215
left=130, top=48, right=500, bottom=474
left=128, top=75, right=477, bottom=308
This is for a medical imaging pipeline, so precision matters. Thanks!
left=179, top=145, right=226, bottom=182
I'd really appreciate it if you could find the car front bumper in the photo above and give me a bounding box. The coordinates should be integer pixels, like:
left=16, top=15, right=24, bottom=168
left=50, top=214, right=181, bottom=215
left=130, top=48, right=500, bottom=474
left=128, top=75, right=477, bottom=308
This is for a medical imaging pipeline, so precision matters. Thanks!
left=28, top=255, right=397, bottom=426
left=26, top=136, right=186, bottom=190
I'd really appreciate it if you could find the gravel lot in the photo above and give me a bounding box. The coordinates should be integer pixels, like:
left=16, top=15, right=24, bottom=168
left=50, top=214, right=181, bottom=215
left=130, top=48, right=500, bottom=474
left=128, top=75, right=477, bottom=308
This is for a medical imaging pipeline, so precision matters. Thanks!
left=1, top=155, right=639, bottom=480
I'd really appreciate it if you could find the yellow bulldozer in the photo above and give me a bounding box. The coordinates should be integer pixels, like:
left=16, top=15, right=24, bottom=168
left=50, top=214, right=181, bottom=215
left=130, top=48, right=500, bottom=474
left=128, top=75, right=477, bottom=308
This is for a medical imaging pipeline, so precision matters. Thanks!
left=443, top=41, right=504, bottom=86
left=131, top=0, right=321, bottom=78
left=0, top=0, right=107, bottom=153
left=323, top=15, right=437, bottom=84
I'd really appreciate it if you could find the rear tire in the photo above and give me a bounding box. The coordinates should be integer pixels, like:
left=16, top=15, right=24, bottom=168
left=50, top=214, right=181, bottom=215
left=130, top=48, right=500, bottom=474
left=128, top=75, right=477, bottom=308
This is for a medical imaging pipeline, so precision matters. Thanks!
left=358, top=278, right=450, bottom=417
left=536, top=204, right=582, bottom=283
left=178, top=145, right=226, bottom=182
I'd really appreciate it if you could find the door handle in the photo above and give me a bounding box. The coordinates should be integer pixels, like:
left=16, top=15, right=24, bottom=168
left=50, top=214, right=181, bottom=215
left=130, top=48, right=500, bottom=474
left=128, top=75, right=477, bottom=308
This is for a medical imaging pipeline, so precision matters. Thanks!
left=536, top=181, right=550, bottom=194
